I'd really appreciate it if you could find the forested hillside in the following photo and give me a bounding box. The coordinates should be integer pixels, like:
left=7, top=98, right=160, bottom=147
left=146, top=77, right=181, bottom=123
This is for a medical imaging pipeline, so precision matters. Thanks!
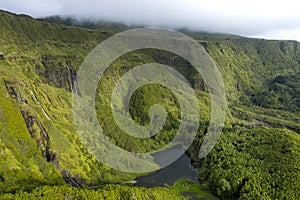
left=0, top=10, right=299, bottom=199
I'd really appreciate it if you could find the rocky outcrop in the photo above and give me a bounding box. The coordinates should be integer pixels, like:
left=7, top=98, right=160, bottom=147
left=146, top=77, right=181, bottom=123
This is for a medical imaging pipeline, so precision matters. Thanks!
left=199, top=41, right=209, bottom=54
left=193, top=76, right=206, bottom=91
left=3, top=79, right=23, bottom=103
left=121, top=180, right=137, bottom=185
left=61, top=170, right=82, bottom=188
left=21, top=110, right=35, bottom=131
left=216, top=41, right=224, bottom=54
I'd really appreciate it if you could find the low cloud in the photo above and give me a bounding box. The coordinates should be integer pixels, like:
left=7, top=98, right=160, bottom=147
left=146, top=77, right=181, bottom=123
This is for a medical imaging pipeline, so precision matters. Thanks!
left=1, top=0, right=300, bottom=41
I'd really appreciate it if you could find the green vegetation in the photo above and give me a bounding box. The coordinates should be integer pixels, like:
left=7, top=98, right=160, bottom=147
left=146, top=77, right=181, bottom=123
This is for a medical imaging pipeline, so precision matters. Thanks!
left=0, top=10, right=300, bottom=199
left=0, top=185, right=187, bottom=200
left=170, top=178, right=219, bottom=200
left=0, top=10, right=136, bottom=192
left=251, top=72, right=300, bottom=112
left=191, top=127, right=300, bottom=199
left=94, top=49, right=207, bottom=153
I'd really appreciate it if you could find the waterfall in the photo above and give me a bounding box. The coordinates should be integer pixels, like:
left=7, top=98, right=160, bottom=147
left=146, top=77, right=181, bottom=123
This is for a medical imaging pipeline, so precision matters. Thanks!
left=66, top=64, right=79, bottom=95
left=36, top=119, right=49, bottom=140
left=29, top=89, right=52, bottom=121
left=66, top=65, right=74, bottom=93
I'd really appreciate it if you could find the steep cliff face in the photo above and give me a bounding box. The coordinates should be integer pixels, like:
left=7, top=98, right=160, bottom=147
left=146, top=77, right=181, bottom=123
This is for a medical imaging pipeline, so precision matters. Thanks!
left=38, top=55, right=78, bottom=93
left=0, top=79, right=64, bottom=192
left=3, top=78, right=55, bottom=164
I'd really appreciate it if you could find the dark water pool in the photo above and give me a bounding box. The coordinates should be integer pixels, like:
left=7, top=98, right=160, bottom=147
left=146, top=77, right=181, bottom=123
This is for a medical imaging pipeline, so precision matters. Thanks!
left=135, top=153, right=199, bottom=187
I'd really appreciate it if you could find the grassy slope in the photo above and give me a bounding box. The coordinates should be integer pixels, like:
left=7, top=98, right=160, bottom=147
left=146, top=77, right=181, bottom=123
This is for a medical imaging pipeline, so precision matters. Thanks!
left=0, top=10, right=300, bottom=199
left=0, top=10, right=135, bottom=191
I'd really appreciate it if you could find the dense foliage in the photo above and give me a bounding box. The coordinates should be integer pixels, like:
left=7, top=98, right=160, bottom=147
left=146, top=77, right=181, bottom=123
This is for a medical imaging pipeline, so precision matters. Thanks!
left=0, top=185, right=187, bottom=200
left=0, top=10, right=300, bottom=199
left=251, top=72, right=300, bottom=112
left=189, top=127, right=300, bottom=199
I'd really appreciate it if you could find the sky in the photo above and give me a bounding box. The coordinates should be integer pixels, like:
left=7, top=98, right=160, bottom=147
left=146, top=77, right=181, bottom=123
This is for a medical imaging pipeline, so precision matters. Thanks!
left=1, top=0, right=300, bottom=41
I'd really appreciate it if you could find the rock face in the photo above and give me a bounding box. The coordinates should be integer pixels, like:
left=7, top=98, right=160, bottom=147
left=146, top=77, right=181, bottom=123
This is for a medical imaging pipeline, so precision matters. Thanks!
left=193, top=76, right=206, bottom=91
left=21, top=110, right=35, bottom=130
left=199, top=41, right=209, bottom=54
left=3, top=79, right=23, bottom=103
left=61, top=170, right=82, bottom=188
left=38, top=55, right=79, bottom=94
